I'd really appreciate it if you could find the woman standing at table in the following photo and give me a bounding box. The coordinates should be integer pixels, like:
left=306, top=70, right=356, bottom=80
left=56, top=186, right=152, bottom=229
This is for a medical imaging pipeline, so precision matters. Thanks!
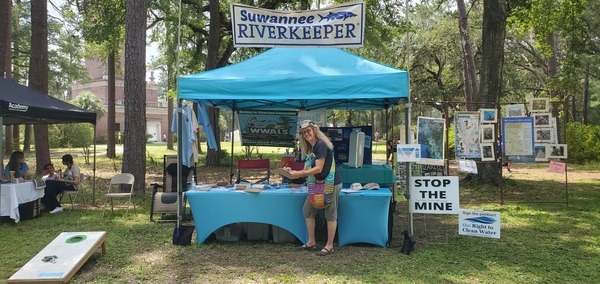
left=42, top=154, right=81, bottom=214
left=3, top=151, right=31, bottom=180
left=287, top=120, right=342, bottom=256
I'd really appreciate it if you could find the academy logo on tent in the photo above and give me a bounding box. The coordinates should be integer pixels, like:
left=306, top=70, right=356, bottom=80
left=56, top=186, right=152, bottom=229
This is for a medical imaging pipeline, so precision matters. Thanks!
left=9, top=102, right=29, bottom=112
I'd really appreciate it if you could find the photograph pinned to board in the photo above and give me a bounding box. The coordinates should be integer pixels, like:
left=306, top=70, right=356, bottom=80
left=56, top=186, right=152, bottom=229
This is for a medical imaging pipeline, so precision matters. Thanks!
left=480, top=143, right=495, bottom=161
left=533, top=113, right=552, bottom=128
left=458, top=160, right=478, bottom=174
left=534, top=129, right=553, bottom=143
left=479, top=108, right=497, bottom=123
left=530, top=97, right=550, bottom=112
left=546, top=144, right=568, bottom=159
left=481, top=124, right=495, bottom=143
left=534, top=145, right=548, bottom=161
left=396, top=144, right=421, bottom=162
left=505, top=104, right=526, bottom=117
left=327, top=128, right=343, bottom=141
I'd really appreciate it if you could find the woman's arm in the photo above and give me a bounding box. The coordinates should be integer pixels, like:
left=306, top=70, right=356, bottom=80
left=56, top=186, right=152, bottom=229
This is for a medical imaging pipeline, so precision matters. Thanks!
left=290, top=157, right=325, bottom=178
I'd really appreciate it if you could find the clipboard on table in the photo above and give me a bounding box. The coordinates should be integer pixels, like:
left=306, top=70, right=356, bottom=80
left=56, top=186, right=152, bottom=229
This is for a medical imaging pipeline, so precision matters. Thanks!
left=273, top=168, right=294, bottom=179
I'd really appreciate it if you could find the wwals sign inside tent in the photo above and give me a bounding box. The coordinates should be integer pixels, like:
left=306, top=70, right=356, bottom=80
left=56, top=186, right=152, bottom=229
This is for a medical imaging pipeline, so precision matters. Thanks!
left=459, top=210, right=501, bottom=239
left=230, top=2, right=365, bottom=47
left=410, top=176, right=459, bottom=214
left=238, top=110, right=298, bottom=147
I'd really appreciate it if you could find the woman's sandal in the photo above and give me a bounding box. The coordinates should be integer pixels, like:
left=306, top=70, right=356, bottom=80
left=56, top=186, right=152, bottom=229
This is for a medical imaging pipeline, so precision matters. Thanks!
left=295, top=244, right=317, bottom=251
left=315, top=247, right=334, bottom=256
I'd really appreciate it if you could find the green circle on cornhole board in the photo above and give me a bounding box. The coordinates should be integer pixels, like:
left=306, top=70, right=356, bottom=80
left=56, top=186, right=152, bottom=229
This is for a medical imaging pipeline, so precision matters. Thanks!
left=66, top=235, right=87, bottom=244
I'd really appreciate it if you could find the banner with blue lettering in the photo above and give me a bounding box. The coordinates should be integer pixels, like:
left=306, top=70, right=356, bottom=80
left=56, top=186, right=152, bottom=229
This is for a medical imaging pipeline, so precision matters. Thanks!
left=230, top=2, right=365, bottom=48
left=238, top=110, right=298, bottom=147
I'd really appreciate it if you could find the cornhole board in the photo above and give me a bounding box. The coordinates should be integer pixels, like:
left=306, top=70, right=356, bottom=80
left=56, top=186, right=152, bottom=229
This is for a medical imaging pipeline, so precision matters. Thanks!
left=8, top=231, right=107, bottom=283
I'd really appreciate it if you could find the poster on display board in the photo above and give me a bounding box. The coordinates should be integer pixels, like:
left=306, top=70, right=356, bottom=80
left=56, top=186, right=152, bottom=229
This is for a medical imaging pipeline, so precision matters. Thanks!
left=501, top=117, right=535, bottom=157
left=238, top=110, right=298, bottom=147
left=454, top=112, right=481, bottom=159
left=417, top=117, right=445, bottom=165
left=396, top=144, right=421, bottom=162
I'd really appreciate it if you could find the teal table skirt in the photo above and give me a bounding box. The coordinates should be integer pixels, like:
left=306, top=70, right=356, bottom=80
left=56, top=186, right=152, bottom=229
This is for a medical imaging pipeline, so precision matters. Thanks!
left=338, top=188, right=392, bottom=247
left=186, top=189, right=308, bottom=245
left=186, top=187, right=392, bottom=247
left=337, top=164, right=395, bottom=188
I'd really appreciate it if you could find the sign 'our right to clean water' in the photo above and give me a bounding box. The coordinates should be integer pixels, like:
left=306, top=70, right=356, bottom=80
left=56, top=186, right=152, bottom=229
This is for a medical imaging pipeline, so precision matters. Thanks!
left=459, top=210, right=501, bottom=239
left=410, top=176, right=459, bottom=214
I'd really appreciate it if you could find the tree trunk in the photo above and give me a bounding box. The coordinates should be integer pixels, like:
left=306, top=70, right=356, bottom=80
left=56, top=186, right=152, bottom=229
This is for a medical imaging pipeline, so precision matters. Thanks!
left=0, top=0, right=11, bottom=78
left=30, top=0, right=50, bottom=176
left=23, top=125, right=31, bottom=152
left=12, top=124, right=19, bottom=150
left=4, top=127, right=12, bottom=156
left=370, top=110, right=375, bottom=136
left=547, top=33, right=560, bottom=141
left=457, top=0, right=479, bottom=111
left=476, top=0, right=507, bottom=183
left=582, top=66, right=589, bottom=124
left=204, top=0, right=222, bottom=167
left=122, top=0, right=147, bottom=194
left=479, top=0, right=506, bottom=107
left=107, top=51, right=116, bottom=158
left=167, top=61, right=174, bottom=150
left=1, top=1, right=12, bottom=156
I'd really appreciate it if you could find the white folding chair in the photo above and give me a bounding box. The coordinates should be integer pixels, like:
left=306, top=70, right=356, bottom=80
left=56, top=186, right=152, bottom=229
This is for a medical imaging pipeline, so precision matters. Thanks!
left=59, top=173, right=87, bottom=211
left=103, top=173, right=135, bottom=216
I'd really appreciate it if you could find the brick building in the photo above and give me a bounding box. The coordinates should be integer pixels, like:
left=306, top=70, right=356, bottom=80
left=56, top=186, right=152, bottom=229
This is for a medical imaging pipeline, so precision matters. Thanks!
left=70, top=58, right=169, bottom=142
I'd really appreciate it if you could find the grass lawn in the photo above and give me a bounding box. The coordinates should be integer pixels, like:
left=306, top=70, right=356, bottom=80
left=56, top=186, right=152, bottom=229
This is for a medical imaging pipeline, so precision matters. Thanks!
left=1, top=144, right=599, bottom=283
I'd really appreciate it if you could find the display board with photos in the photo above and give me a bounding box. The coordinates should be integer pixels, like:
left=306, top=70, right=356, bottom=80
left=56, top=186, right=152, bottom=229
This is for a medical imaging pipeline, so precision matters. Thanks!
left=320, top=126, right=373, bottom=165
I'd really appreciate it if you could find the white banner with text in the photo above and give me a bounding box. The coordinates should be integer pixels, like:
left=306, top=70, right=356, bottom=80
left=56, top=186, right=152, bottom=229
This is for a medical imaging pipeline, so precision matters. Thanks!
left=230, top=2, right=365, bottom=47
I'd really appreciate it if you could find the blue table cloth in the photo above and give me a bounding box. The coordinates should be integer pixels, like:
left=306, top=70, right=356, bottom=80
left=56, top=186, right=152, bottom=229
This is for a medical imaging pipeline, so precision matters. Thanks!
left=186, top=187, right=392, bottom=247
left=186, top=188, right=309, bottom=244
left=337, top=188, right=392, bottom=247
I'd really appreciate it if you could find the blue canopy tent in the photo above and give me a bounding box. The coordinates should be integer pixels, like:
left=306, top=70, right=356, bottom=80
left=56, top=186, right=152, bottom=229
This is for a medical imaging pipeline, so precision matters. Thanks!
left=175, top=48, right=410, bottom=242
left=179, top=48, right=409, bottom=111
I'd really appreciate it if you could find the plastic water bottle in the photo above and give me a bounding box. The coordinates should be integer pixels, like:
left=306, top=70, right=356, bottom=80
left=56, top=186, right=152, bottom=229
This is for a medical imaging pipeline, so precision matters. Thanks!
left=191, top=175, right=197, bottom=190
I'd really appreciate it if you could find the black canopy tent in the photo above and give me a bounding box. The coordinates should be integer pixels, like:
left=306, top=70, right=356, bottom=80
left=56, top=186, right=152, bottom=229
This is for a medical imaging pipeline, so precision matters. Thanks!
left=0, top=77, right=98, bottom=204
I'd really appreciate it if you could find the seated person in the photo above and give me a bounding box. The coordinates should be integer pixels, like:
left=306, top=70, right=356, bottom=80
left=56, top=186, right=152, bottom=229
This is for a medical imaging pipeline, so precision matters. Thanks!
left=3, top=151, right=31, bottom=181
left=42, top=154, right=81, bottom=214
left=42, top=163, right=61, bottom=181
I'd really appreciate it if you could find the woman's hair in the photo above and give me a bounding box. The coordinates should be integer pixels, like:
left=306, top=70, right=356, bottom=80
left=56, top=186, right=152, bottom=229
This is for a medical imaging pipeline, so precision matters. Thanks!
left=298, top=122, right=334, bottom=159
left=7, top=151, right=24, bottom=171
left=62, top=154, right=74, bottom=167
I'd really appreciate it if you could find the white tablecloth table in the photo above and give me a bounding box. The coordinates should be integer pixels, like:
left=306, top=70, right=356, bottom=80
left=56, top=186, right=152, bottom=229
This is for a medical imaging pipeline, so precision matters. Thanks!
left=0, top=181, right=44, bottom=223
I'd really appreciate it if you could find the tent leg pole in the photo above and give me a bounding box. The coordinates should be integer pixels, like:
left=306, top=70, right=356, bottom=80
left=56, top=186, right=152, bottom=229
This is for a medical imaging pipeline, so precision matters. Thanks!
left=405, top=102, right=414, bottom=236
left=229, top=111, right=235, bottom=185
left=93, top=124, right=97, bottom=205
